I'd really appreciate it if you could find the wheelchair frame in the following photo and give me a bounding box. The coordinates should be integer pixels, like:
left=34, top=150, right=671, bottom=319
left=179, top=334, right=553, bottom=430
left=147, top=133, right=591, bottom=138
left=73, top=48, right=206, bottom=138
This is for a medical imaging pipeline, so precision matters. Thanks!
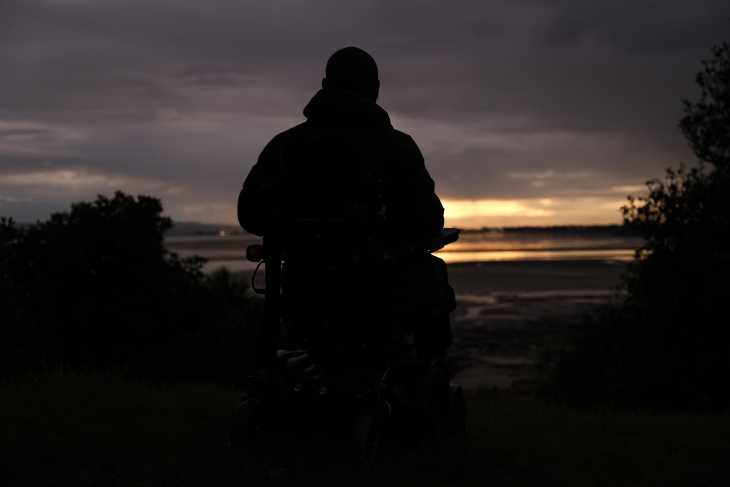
left=230, top=126, right=466, bottom=465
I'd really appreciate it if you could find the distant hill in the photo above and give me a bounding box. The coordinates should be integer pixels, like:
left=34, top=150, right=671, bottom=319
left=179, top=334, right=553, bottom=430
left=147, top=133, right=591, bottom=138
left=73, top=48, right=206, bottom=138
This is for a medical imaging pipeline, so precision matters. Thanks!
left=164, top=222, right=247, bottom=236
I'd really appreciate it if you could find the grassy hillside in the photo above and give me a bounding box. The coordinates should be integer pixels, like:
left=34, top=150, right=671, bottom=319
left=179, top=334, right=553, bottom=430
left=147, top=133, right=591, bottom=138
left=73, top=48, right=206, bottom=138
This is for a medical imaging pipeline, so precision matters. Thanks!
left=2, top=370, right=729, bottom=486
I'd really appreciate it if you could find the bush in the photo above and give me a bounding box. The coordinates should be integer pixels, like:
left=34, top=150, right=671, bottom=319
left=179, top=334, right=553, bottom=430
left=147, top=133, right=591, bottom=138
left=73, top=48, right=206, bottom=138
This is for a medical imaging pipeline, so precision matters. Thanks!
left=0, top=192, right=261, bottom=384
left=545, top=44, right=730, bottom=411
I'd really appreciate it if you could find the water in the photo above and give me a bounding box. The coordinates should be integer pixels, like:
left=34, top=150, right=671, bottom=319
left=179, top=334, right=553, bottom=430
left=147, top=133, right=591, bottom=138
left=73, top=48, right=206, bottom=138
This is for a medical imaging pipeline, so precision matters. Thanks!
left=164, top=231, right=642, bottom=274
left=165, top=234, right=261, bottom=273
left=442, top=231, right=640, bottom=253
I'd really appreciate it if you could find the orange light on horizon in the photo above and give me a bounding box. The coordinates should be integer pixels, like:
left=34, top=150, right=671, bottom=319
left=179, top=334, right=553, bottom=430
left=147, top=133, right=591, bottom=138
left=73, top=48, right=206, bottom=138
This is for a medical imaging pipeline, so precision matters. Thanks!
left=440, top=196, right=628, bottom=228
left=441, top=199, right=554, bottom=219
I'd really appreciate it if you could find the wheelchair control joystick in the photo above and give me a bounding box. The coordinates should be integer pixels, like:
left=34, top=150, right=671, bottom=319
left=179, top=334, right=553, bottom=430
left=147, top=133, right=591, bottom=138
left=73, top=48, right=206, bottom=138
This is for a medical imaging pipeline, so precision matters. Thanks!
left=246, top=244, right=263, bottom=262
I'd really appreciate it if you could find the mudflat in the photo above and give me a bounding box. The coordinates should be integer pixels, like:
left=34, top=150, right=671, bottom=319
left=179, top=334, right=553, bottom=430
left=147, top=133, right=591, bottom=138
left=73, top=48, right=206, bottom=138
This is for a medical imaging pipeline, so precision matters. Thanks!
left=228, top=256, right=630, bottom=391
left=447, top=260, right=628, bottom=391
left=447, top=259, right=627, bottom=295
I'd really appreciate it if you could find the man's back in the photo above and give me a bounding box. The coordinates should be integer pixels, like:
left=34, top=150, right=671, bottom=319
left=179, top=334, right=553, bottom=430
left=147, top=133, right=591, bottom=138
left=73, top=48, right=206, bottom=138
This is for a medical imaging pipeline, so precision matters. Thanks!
left=237, top=87, right=444, bottom=247
left=237, top=46, right=453, bottom=361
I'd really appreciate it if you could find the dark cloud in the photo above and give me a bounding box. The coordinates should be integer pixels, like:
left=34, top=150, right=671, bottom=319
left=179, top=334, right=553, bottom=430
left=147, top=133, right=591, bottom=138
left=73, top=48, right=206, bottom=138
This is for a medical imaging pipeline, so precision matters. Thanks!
left=1, top=0, right=728, bottom=223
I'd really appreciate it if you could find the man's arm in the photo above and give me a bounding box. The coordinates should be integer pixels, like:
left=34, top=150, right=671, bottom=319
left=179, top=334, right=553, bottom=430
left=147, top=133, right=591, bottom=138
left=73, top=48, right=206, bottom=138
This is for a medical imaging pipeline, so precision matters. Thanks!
left=238, top=137, right=283, bottom=236
left=385, top=131, right=445, bottom=241
left=239, top=125, right=308, bottom=236
left=237, top=162, right=267, bottom=236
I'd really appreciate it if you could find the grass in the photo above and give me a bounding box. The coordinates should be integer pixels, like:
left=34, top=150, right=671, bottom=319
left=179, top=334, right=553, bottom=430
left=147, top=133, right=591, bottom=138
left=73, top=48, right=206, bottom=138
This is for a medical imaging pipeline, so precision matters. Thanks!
left=2, top=370, right=729, bottom=486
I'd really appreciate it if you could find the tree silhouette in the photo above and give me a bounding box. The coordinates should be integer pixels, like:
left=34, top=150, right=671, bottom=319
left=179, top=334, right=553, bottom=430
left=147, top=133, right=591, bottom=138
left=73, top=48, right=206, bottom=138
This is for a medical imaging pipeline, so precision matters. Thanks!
left=547, top=42, right=730, bottom=411
left=679, top=42, right=730, bottom=167
left=1, top=192, right=261, bottom=383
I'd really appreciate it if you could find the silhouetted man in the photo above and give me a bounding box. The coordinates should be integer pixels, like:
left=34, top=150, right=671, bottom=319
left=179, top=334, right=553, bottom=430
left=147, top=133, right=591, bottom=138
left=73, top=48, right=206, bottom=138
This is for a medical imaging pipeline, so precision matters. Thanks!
left=238, top=47, right=452, bottom=360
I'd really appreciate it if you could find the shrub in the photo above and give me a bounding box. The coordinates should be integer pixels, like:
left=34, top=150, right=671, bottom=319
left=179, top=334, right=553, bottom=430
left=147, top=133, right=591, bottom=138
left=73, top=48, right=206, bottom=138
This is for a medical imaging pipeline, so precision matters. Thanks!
left=0, top=192, right=261, bottom=384
left=545, top=43, right=730, bottom=411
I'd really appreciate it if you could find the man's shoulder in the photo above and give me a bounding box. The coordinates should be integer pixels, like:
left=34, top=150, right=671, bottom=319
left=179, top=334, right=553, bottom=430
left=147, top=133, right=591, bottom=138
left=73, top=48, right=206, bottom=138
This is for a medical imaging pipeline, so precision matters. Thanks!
left=265, top=121, right=310, bottom=147
left=365, top=127, right=424, bottom=167
left=259, top=120, right=423, bottom=168
left=256, top=121, right=309, bottom=164
left=384, top=128, right=420, bottom=151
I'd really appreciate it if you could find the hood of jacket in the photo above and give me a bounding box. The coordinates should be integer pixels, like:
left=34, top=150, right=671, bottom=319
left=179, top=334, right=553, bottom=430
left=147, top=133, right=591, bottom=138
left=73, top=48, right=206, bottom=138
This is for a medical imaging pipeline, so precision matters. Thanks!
left=303, top=88, right=393, bottom=128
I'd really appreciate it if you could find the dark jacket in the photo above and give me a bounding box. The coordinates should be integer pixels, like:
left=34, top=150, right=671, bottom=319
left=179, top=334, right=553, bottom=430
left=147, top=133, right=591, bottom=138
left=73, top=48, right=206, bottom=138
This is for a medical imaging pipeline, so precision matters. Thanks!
left=237, top=88, right=444, bottom=245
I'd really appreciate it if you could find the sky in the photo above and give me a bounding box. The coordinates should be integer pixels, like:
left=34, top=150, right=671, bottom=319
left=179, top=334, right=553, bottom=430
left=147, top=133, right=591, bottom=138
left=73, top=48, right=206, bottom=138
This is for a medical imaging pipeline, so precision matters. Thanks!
left=1, top=0, right=728, bottom=229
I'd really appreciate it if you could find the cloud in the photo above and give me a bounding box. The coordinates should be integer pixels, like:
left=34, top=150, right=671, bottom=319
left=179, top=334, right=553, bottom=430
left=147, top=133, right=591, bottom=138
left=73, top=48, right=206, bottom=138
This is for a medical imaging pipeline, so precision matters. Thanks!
left=179, top=202, right=237, bottom=224
left=443, top=199, right=554, bottom=219
left=0, top=169, right=161, bottom=190
left=508, top=171, right=589, bottom=180
left=611, top=185, right=647, bottom=193
left=0, top=0, right=728, bottom=224
left=444, top=195, right=630, bottom=228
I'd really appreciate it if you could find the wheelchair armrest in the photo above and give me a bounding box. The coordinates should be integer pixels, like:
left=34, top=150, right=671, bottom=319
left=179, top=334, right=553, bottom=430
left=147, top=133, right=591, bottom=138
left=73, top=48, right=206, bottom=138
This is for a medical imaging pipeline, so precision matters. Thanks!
left=414, top=227, right=461, bottom=252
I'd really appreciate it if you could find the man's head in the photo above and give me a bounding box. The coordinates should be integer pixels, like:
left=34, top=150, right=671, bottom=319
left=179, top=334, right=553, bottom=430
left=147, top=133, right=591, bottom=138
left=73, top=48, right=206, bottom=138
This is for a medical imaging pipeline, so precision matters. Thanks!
left=322, top=47, right=380, bottom=102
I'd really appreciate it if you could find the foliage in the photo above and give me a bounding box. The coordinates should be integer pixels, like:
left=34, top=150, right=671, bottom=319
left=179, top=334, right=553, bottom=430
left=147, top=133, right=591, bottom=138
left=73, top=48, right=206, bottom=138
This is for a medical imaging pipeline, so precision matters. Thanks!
left=679, top=42, right=730, bottom=167
left=622, top=164, right=730, bottom=313
left=546, top=44, right=730, bottom=411
left=0, top=192, right=261, bottom=384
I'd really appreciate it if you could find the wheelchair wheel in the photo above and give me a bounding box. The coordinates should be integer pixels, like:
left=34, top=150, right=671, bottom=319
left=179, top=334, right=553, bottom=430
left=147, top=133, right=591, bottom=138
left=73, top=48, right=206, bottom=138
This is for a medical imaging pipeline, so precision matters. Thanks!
left=411, top=366, right=449, bottom=443
left=230, top=399, right=262, bottom=449
left=446, top=384, right=466, bottom=434
left=349, top=414, right=380, bottom=466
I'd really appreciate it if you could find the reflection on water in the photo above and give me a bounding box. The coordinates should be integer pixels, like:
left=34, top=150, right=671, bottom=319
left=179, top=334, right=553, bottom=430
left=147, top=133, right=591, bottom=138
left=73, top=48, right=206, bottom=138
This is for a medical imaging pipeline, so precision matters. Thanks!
left=443, top=232, right=642, bottom=252
left=433, top=249, right=634, bottom=264
left=164, top=231, right=641, bottom=274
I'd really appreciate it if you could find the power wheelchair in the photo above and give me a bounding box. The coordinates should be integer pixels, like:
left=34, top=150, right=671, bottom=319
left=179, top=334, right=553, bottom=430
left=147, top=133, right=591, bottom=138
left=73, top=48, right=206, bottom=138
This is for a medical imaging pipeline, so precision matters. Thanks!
left=230, top=126, right=466, bottom=465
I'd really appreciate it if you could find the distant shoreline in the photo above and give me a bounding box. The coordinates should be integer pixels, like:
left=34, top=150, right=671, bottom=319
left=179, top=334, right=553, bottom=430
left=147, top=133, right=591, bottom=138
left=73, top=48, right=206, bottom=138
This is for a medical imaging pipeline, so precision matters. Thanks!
left=159, top=222, right=638, bottom=237
left=164, top=230, right=641, bottom=273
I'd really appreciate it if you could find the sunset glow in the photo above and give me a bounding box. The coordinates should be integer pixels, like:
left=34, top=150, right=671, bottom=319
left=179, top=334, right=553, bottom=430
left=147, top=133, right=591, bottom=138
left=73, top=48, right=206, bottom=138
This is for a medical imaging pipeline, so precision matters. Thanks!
left=442, top=199, right=554, bottom=219
left=0, top=0, right=720, bottom=227
left=441, top=197, right=631, bottom=228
